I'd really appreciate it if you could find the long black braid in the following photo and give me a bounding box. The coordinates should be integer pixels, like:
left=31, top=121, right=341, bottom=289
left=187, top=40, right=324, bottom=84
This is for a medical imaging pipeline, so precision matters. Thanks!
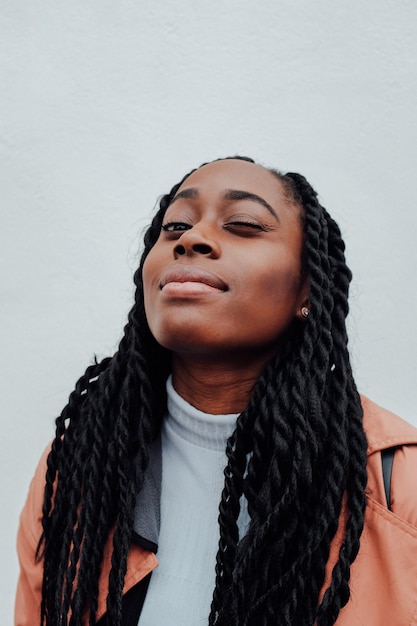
left=208, top=168, right=368, bottom=625
left=37, top=157, right=368, bottom=626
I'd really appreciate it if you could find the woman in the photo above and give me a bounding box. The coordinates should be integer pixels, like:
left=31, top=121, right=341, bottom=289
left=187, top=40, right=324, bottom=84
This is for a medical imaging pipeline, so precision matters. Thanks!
left=16, top=157, right=417, bottom=625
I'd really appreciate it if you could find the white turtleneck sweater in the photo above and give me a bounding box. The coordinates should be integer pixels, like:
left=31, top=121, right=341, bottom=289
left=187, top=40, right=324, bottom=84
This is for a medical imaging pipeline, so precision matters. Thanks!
left=139, top=377, right=248, bottom=625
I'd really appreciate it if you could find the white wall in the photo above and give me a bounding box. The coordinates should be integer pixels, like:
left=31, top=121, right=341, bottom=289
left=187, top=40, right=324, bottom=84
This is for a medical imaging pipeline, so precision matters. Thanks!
left=2, top=1, right=416, bottom=620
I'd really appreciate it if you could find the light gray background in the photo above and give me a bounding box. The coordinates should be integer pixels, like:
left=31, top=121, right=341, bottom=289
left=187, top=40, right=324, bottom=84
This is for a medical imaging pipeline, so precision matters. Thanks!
left=2, top=1, right=417, bottom=621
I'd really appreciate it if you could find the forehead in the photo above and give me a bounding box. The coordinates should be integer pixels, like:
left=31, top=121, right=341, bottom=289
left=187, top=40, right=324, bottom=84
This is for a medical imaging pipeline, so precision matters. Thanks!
left=177, top=159, right=290, bottom=206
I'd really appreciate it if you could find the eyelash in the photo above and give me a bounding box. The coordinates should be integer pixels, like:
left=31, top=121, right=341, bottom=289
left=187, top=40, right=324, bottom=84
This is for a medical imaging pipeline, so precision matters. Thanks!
left=161, top=221, right=264, bottom=233
left=161, top=222, right=191, bottom=232
left=225, top=220, right=264, bottom=231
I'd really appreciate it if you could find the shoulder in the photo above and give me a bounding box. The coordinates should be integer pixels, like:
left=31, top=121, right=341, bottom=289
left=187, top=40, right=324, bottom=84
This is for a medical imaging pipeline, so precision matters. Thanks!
left=18, top=444, right=50, bottom=546
left=361, top=395, right=417, bottom=453
left=361, top=396, right=417, bottom=527
left=15, top=445, right=50, bottom=625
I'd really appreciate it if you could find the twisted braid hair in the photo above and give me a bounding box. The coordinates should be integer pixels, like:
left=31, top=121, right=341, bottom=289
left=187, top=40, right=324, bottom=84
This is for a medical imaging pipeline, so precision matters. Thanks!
left=208, top=168, right=368, bottom=626
left=38, top=157, right=368, bottom=626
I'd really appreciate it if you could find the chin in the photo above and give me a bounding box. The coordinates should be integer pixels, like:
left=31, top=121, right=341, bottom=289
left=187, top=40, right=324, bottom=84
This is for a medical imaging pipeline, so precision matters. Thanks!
left=148, top=314, right=227, bottom=352
left=153, top=335, right=220, bottom=355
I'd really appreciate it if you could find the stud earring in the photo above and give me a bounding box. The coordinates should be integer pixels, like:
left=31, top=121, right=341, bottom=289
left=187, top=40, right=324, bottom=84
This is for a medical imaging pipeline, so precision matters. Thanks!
left=301, top=307, right=310, bottom=318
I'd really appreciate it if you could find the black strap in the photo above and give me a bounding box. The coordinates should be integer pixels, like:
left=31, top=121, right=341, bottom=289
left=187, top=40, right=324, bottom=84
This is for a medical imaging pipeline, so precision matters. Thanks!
left=381, top=447, right=396, bottom=510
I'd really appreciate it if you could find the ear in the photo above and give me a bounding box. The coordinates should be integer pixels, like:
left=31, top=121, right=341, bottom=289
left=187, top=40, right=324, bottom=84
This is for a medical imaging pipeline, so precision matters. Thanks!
left=295, top=280, right=310, bottom=321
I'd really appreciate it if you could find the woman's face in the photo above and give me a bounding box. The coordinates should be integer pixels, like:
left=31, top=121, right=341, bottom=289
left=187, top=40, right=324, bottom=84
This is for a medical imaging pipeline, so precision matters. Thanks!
left=143, top=159, right=308, bottom=360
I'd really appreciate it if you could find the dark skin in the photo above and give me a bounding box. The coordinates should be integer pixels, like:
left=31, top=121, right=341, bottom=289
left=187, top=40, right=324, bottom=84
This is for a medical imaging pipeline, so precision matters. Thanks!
left=143, top=159, right=309, bottom=414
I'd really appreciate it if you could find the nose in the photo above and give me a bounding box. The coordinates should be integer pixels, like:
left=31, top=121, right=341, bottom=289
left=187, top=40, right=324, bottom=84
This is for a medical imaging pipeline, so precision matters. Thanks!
left=173, top=226, right=221, bottom=259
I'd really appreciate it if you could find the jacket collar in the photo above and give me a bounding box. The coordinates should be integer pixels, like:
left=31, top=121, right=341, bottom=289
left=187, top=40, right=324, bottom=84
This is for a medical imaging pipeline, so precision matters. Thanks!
left=361, top=395, right=417, bottom=455
left=132, top=436, right=161, bottom=553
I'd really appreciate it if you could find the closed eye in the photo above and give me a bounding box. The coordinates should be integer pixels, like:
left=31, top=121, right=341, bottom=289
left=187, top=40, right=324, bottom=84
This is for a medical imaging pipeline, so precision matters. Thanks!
left=224, top=221, right=265, bottom=232
left=161, top=221, right=192, bottom=232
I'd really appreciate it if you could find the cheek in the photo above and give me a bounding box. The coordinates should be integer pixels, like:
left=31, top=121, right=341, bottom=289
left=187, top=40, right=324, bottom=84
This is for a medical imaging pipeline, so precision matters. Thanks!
left=142, top=260, right=151, bottom=307
left=142, top=252, right=161, bottom=323
left=237, top=260, right=303, bottom=339
left=269, top=269, right=301, bottom=305
left=142, top=240, right=166, bottom=293
left=249, top=257, right=302, bottom=304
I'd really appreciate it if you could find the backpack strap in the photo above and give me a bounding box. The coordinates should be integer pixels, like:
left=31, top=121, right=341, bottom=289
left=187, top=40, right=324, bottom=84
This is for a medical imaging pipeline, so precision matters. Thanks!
left=381, top=447, right=397, bottom=510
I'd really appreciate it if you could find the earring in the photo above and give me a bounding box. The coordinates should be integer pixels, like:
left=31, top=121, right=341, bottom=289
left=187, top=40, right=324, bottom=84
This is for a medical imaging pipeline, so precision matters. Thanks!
left=301, top=307, right=310, bottom=318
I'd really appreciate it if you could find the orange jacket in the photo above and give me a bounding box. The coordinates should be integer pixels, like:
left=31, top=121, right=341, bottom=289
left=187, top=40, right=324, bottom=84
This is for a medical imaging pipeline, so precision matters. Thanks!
left=15, top=397, right=417, bottom=625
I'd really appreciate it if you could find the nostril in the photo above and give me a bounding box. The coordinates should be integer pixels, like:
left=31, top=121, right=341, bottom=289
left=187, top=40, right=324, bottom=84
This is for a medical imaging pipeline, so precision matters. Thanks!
left=173, top=240, right=215, bottom=257
left=193, top=243, right=212, bottom=255
left=174, top=244, right=186, bottom=255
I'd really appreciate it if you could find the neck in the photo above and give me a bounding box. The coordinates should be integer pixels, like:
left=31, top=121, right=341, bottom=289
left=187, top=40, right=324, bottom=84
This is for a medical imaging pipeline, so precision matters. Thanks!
left=171, top=353, right=272, bottom=414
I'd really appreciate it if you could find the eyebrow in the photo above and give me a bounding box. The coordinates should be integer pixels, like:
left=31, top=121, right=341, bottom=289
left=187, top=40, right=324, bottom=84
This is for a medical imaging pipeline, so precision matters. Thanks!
left=223, top=189, right=279, bottom=221
left=171, top=188, right=199, bottom=202
left=171, top=187, right=279, bottom=221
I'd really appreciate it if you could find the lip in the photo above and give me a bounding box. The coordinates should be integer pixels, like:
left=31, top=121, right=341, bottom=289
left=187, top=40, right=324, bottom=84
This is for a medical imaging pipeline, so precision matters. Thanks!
left=160, top=266, right=228, bottom=291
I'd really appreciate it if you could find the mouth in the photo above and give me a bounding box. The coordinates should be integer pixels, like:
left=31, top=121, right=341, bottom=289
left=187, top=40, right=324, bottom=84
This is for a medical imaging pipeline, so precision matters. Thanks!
left=160, top=266, right=228, bottom=292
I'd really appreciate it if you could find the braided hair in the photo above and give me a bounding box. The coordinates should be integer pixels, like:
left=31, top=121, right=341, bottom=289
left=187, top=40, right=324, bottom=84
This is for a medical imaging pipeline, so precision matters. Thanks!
left=37, top=157, right=368, bottom=626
